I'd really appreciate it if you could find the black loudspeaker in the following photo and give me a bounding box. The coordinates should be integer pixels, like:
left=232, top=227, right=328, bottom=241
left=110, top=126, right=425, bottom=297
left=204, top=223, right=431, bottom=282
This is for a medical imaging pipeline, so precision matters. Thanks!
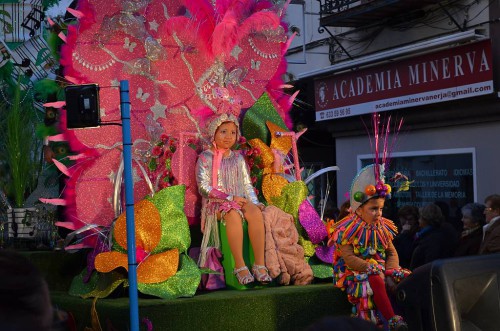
left=65, top=84, right=100, bottom=129
left=397, top=253, right=500, bottom=331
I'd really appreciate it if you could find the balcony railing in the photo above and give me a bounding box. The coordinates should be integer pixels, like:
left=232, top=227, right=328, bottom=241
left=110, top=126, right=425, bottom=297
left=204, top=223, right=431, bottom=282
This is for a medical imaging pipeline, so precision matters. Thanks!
left=318, top=0, right=364, bottom=14
left=318, top=0, right=444, bottom=28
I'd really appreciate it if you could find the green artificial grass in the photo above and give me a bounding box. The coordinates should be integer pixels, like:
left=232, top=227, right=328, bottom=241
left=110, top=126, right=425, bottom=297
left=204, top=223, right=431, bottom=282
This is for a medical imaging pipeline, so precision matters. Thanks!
left=51, top=283, right=351, bottom=331
left=25, top=251, right=351, bottom=331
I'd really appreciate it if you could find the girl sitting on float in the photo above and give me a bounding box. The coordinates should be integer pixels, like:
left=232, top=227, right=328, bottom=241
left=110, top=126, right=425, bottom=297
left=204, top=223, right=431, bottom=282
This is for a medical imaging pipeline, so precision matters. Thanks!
left=196, top=113, right=272, bottom=285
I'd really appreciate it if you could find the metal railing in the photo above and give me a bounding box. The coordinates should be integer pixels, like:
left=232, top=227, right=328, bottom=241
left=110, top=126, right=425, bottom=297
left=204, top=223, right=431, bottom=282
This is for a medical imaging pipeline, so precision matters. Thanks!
left=0, top=191, right=59, bottom=249
left=317, top=0, right=362, bottom=14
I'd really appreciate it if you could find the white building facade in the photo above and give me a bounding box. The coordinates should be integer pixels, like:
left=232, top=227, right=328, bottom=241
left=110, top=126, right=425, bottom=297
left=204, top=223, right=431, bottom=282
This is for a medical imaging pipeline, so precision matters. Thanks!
left=284, top=0, right=500, bottom=217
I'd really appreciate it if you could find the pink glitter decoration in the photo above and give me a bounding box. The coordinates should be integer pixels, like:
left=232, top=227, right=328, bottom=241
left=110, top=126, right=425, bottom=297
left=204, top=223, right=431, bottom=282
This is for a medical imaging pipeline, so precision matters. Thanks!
left=171, top=145, right=200, bottom=225
left=60, top=0, right=292, bottom=237
left=136, top=246, right=149, bottom=264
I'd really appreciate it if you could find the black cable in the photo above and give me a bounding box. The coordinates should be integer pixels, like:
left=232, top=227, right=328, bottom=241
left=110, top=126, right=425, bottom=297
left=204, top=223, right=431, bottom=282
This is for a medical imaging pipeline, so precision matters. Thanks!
left=466, top=0, right=495, bottom=22
left=98, top=122, right=122, bottom=127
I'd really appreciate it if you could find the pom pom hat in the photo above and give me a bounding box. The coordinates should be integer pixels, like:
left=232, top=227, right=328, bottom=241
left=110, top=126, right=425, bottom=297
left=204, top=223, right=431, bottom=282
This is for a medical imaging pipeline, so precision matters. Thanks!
left=350, top=164, right=391, bottom=211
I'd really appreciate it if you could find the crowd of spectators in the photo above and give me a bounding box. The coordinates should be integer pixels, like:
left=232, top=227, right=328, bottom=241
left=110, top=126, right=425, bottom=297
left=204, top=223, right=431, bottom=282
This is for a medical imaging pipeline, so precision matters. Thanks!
left=390, top=193, right=500, bottom=271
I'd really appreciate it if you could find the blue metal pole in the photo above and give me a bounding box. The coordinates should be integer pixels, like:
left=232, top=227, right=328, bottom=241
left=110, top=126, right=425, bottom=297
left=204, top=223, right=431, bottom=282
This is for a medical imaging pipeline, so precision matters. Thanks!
left=119, top=80, right=140, bottom=331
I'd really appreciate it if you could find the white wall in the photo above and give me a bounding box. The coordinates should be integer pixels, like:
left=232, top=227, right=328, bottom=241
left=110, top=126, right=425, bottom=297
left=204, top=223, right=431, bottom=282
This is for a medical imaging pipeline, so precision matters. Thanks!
left=284, top=0, right=333, bottom=75
left=335, top=121, right=500, bottom=207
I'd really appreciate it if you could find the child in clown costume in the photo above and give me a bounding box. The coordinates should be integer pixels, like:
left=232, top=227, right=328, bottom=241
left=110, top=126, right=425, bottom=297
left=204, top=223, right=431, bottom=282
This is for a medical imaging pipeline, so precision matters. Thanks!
left=329, top=164, right=410, bottom=331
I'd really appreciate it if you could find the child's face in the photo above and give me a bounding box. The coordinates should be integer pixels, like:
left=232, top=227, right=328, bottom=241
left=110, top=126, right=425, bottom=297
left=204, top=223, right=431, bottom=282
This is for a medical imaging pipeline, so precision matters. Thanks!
left=214, top=121, right=237, bottom=150
left=358, top=197, right=384, bottom=223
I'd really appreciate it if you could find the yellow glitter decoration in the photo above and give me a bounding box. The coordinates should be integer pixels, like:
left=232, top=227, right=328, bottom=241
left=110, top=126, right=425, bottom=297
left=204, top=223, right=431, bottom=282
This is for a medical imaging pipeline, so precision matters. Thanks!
left=267, top=121, right=292, bottom=155
left=248, top=138, right=289, bottom=203
left=262, top=175, right=288, bottom=204
left=248, top=138, right=274, bottom=169
left=299, top=237, right=316, bottom=257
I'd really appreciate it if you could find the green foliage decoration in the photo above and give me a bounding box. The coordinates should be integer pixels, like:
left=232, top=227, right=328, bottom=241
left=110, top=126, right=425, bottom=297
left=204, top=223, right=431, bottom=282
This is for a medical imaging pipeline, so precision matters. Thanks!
left=1, top=81, right=42, bottom=207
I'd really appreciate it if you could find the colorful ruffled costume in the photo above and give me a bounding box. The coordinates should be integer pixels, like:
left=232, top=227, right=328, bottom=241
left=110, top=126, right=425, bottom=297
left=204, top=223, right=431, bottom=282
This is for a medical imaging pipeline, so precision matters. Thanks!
left=330, top=159, right=410, bottom=330
left=330, top=213, right=403, bottom=322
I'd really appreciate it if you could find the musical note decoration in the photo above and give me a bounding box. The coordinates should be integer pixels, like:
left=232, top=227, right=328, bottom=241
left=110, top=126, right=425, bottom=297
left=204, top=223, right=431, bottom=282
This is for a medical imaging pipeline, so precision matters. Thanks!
left=5, top=36, right=54, bottom=89
left=0, top=0, right=44, bottom=42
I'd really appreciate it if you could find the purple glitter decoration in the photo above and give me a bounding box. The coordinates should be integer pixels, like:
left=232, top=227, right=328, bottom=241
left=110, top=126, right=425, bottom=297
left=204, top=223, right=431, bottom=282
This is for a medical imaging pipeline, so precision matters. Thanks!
left=298, top=200, right=328, bottom=244
left=84, top=233, right=111, bottom=283
left=315, top=245, right=334, bottom=264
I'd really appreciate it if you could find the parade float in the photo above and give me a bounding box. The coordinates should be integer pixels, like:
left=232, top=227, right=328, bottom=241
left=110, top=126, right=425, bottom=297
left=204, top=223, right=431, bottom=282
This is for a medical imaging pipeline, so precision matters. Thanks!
left=0, top=0, right=347, bottom=329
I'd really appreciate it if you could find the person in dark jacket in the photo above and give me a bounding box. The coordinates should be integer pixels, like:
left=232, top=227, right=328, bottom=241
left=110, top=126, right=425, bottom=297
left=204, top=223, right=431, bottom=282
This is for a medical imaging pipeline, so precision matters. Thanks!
left=454, top=203, right=485, bottom=256
left=0, top=250, right=53, bottom=331
left=410, top=203, right=458, bottom=270
left=393, top=205, right=419, bottom=269
left=479, top=194, right=500, bottom=254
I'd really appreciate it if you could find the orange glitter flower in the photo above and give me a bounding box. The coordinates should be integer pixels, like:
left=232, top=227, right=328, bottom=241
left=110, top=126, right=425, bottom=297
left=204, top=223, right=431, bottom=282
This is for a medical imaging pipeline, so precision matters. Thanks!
left=95, top=199, right=179, bottom=284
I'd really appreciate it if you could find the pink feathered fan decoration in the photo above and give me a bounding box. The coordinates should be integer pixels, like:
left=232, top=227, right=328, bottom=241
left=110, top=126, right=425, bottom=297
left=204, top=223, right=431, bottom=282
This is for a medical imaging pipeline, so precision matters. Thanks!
left=58, top=0, right=294, bottom=245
